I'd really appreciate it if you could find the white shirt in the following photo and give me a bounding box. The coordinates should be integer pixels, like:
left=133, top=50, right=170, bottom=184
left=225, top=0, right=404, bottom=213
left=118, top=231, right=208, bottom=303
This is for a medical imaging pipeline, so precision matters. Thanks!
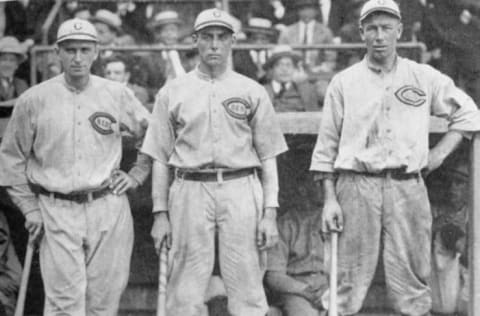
left=298, top=20, right=315, bottom=44
left=319, top=0, right=331, bottom=25
left=272, top=80, right=291, bottom=94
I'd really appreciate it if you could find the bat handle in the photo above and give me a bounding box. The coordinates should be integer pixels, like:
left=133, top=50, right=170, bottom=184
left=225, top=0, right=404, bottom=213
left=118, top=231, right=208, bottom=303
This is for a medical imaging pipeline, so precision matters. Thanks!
left=329, top=231, right=338, bottom=316
left=14, top=236, right=35, bottom=316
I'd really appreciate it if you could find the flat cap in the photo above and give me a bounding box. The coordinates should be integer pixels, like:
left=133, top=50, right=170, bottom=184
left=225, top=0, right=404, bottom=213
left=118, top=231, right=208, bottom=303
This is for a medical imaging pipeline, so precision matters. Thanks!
left=56, top=18, right=98, bottom=44
left=194, top=8, right=234, bottom=33
left=359, top=0, right=401, bottom=23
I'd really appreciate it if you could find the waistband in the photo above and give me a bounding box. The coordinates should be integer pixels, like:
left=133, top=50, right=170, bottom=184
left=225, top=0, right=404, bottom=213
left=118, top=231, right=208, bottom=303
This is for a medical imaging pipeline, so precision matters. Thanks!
left=31, top=184, right=111, bottom=203
left=342, top=168, right=421, bottom=181
left=175, top=168, right=255, bottom=182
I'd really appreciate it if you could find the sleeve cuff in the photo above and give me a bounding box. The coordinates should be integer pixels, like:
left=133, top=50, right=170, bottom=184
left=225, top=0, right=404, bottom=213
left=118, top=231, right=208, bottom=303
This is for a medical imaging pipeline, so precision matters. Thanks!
left=152, top=196, right=168, bottom=213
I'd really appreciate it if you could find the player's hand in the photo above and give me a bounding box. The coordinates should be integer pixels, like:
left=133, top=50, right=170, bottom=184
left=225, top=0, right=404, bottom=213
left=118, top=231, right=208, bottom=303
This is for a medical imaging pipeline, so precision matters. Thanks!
left=299, top=284, right=317, bottom=303
left=109, top=169, right=139, bottom=195
left=25, top=209, right=43, bottom=244
left=322, top=199, right=343, bottom=234
left=151, top=212, right=172, bottom=254
left=257, top=207, right=279, bottom=251
left=311, top=285, right=327, bottom=310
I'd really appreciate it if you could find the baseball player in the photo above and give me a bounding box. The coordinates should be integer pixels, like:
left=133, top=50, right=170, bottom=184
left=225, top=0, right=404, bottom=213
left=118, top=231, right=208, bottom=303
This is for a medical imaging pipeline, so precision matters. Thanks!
left=141, top=8, right=288, bottom=316
left=310, top=0, right=480, bottom=315
left=0, top=18, right=150, bottom=315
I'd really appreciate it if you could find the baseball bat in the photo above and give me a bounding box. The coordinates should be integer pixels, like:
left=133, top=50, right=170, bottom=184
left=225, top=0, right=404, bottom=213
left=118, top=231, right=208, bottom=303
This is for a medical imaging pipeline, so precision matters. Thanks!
left=329, top=231, right=338, bottom=316
left=14, top=237, right=34, bottom=316
left=156, top=238, right=168, bottom=316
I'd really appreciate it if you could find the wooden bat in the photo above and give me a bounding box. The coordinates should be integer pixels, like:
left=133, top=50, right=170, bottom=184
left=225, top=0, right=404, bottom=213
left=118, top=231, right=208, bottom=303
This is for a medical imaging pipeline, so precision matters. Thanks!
left=14, top=237, right=34, bottom=316
left=329, top=231, right=338, bottom=316
left=157, top=238, right=168, bottom=316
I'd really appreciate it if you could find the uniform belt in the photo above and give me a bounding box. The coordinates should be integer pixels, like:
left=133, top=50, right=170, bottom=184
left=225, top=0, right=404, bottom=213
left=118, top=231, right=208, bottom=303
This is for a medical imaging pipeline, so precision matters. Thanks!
left=176, top=168, right=255, bottom=182
left=33, top=185, right=111, bottom=203
left=355, top=168, right=421, bottom=180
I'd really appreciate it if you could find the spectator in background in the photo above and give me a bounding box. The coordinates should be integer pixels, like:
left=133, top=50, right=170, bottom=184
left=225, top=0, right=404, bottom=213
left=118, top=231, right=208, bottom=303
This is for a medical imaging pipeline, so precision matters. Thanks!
left=0, top=209, right=21, bottom=316
left=265, top=173, right=327, bottom=316
left=278, top=0, right=336, bottom=77
left=249, top=0, right=298, bottom=29
left=263, top=45, right=320, bottom=112
left=0, top=37, right=28, bottom=110
left=103, top=54, right=150, bottom=109
left=142, top=10, right=186, bottom=99
left=421, top=0, right=480, bottom=107
left=90, top=9, right=134, bottom=49
left=431, top=161, right=469, bottom=316
left=235, top=17, right=279, bottom=82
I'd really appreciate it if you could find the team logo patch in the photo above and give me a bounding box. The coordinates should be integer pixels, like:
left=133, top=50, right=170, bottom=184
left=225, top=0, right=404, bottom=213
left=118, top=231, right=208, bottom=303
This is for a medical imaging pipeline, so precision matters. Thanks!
left=89, top=112, right=117, bottom=135
left=394, top=85, right=426, bottom=107
left=222, top=98, right=252, bottom=120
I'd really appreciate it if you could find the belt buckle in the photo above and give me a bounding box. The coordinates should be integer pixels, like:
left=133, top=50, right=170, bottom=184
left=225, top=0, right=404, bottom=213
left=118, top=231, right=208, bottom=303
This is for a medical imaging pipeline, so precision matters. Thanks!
left=176, top=169, right=185, bottom=180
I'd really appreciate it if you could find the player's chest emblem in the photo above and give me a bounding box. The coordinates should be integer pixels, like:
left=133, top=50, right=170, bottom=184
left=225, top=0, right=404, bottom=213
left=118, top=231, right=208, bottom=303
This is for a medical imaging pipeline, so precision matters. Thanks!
left=222, top=97, right=252, bottom=120
left=89, top=112, right=117, bottom=135
left=394, top=85, right=426, bottom=107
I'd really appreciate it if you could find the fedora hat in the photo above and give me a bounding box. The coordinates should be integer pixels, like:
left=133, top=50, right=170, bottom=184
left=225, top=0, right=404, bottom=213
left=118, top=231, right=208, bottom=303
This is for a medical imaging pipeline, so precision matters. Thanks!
left=89, top=9, right=123, bottom=34
left=243, top=17, right=278, bottom=39
left=147, top=10, right=182, bottom=30
left=263, top=45, right=302, bottom=70
left=0, top=36, right=27, bottom=62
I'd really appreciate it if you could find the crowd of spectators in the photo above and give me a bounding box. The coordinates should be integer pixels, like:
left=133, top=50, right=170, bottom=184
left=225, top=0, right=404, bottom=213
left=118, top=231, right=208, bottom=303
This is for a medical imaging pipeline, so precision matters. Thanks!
left=0, top=0, right=478, bottom=315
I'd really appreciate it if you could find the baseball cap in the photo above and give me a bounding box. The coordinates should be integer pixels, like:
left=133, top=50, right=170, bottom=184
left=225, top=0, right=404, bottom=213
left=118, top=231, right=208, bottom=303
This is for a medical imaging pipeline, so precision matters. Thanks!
left=193, top=8, right=234, bottom=33
left=359, top=0, right=401, bottom=23
left=56, top=18, right=98, bottom=44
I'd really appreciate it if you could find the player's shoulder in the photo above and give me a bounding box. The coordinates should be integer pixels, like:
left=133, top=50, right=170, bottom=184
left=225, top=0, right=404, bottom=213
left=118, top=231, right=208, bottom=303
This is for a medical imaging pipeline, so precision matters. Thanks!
left=18, top=75, right=63, bottom=103
left=230, top=70, right=264, bottom=89
left=90, top=74, right=127, bottom=92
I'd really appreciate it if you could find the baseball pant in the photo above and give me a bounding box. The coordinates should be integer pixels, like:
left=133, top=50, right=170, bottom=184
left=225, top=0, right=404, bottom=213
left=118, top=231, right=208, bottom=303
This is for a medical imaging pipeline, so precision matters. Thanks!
left=38, top=193, right=133, bottom=316
left=325, top=173, right=432, bottom=316
left=166, top=174, right=268, bottom=316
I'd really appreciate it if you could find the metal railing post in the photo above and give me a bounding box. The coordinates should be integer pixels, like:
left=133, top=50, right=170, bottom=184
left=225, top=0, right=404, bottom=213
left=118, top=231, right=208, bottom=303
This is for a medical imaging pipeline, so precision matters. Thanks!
left=470, top=133, right=480, bottom=316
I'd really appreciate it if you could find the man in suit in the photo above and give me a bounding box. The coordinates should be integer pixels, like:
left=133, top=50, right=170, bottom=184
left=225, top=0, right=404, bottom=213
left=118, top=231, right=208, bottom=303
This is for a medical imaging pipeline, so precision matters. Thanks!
left=278, top=0, right=335, bottom=75
left=421, top=0, right=480, bottom=106
left=263, top=45, right=320, bottom=112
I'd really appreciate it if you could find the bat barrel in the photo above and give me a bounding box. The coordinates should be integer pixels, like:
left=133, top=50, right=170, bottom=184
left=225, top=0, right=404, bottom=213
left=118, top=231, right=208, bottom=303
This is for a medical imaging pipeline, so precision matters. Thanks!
left=329, top=232, right=338, bottom=316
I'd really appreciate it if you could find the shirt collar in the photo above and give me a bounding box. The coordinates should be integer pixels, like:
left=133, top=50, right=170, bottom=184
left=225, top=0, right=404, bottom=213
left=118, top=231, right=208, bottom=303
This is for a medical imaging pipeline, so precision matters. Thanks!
left=272, top=80, right=291, bottom=93
left=364, top=54, right=399, bottom=74
left=195, top=65, right=232, bottom=82
left=61, top=73, right=93, bottom=93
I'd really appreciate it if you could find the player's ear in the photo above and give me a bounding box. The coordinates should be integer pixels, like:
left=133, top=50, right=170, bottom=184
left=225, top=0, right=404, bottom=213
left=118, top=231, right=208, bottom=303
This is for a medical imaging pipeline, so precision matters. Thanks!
left=396, top=22, right=403, bottom=40
left=231, top=33, right=237, bottom=44
left=359, top=25, right=366, bottom=41
left=93, top=44, right=99, bottom=60
left=192, top=33, right=199, bottom=44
